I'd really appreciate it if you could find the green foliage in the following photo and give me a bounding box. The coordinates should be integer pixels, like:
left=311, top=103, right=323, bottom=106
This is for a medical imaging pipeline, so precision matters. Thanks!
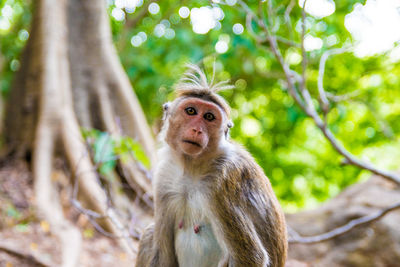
left=82, top=128, right=150, bottom=175
left=2, top=0, right=400, bottom=211
left=0, top=0, right=31, bottom=96
left=14, top=223, right=30, bottom=232
left=106, top=0, right=400, bottom=211
left=5, top=203, right=22, bottom=219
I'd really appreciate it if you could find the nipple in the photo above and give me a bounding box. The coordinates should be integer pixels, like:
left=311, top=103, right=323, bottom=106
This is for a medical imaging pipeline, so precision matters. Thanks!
left=194, top=224, right=200, bottom=234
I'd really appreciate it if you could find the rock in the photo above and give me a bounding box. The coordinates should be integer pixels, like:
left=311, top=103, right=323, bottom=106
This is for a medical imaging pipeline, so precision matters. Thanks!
left=287, top=176, right=400, bottom=267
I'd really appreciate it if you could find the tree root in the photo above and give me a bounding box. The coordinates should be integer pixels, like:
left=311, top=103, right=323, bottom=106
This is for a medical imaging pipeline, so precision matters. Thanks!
left=62, top=107, right=137, bottom=256
left=33, top=124, right=82, bottom=267
left=5, top=0, right=157, bottom=264
left=0, top=242, right=52, bottom=267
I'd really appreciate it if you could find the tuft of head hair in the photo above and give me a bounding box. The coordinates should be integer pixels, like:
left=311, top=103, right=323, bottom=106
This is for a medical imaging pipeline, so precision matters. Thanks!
left=175, top=63, right=234, bottom=118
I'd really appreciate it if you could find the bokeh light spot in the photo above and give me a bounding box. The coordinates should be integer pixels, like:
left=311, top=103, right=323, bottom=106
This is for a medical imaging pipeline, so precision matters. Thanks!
left=165, top=28, right=175, bottom=40
left=226, top=0, right=237, bottom=6
left=299, top=0, right=335, bottom=18
left=1, top=5, right=13, bottom=18
left=286, top=50, right=302, bottom=65
left=215, top=40, right=228, bottom=53
left=235, top=79, right=247, bottom=90
left=131, top=35, right=142, bottom=47
left=148, top=3, right=160, bottom=15
left=304, top=34, right=323, bottom=51
left=179, top=6, right=190, bottom=18
left=18, top=29, right=29, bottom=41
left=112, top=8, right=125, bottom=21
left=241, top=117, right=262, bottom=137
left=154, top=24, right=166, bottom=37
left=10, top=59, right=20, bottom=71
left=232, top=23, right=244, bottom=35
left=365, top=127, right=376, bottom=138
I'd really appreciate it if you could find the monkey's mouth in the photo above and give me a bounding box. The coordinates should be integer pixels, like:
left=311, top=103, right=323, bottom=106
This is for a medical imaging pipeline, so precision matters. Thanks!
left=182, top=140, right=202, bottom=147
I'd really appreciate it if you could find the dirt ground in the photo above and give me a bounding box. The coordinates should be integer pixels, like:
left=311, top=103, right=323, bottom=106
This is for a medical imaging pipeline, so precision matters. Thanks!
left=0, top=160, right=139, bottom=267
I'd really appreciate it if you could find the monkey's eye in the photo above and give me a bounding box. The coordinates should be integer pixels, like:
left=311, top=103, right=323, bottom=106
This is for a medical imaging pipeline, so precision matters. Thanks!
left=203, top=112, right=215, bottom=121
left=185, top=107, right=197, bottom=116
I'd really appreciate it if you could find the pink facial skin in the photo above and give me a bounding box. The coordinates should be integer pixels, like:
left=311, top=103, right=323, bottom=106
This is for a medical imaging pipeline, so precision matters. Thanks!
left=175, top=98, right=224, bottom=156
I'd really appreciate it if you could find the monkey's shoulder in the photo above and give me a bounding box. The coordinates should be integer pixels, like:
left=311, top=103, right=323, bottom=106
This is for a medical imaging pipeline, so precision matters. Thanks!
left=214, top=142, right=270, bottom=186
left=209, top=142, right=280, bottom=211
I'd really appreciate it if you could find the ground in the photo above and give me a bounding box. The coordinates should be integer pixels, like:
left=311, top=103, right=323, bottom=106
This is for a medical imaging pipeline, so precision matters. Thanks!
left=2, top=159, right=400, bottom=267
left=0, top=160, right=138, bottom=267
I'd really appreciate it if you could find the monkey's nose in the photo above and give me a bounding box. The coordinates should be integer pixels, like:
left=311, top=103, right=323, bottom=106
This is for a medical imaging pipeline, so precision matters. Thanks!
left=192, top=128, right=202, bottom=135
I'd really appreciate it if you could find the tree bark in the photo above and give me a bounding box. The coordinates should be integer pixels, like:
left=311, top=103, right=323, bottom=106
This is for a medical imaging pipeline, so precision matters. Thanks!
left=3, top=0, right=156, bottom=265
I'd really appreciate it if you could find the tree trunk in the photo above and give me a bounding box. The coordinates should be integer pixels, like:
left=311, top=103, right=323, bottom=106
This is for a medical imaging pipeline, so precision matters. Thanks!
left=3, top=0, right=155, bottom=265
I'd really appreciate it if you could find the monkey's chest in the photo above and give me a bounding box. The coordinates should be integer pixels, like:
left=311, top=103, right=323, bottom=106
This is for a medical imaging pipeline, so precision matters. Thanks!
left=173, top=189, right=222, bottom=267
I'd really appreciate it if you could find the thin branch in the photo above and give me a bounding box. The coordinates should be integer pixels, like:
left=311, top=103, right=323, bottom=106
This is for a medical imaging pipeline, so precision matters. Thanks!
left=318, top=47, right=350, bottom=113
left=236, top=0, right=400, bottom=185
left=326, top=90, right=361, bottom=102
left=124, top=0, right=158, bottom=30
left=284, top=0, right=295, bottom=40
left=297, top=83, right=400, bottom=184
left=289, top=202, right=400, bottom=244
left=69, top=144, right=139, bottom=252
left=71, top=176, right=141, bottom=245
left=363, top=101, right=395, bottom=139
left=276, top=36, right=300, bottom=47
left=0, top=243, right=52, bottom=267
left=72, top=188, right=138, bottom=240
left=70, top=133, right=148, bottom=246
left=245, top=13, right=299, bottom=47
left=300, top=0, right=307, bottom=94
left=263, top=0, right=274, bottom=32
left=238, top=1, right=306, bottom=110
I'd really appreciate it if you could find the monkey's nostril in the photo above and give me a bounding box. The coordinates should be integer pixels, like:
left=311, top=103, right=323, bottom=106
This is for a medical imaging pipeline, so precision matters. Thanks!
left=192, top=128, right=202, bottom=135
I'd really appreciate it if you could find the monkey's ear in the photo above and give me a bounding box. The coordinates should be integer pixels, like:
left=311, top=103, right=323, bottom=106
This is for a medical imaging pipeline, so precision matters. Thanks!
left=163, top=102, right=171, bottom=112
left=225, top=120, right=234, bottom=139
left=162, top=102, right=171, bottom=121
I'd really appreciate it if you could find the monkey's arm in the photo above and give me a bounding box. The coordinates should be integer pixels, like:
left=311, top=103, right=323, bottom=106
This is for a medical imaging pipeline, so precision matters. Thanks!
left=211, top=156, right=287, bottom=267
left=211, top=183, right=270, bottom=266
left=148, top=195, right=179, bottom=267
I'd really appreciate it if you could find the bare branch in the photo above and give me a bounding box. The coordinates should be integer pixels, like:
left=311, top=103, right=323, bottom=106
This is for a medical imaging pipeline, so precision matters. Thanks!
left=0, top=243, right=52, bottom=267
left=326, top=90, right=361, bottom=102
left=318, top=47, right=350, bottom=113
left=72, top=194, right=140, bottom=242
left=284, top=0, right=295, bottom=40
left=298, top=86, right=400, bottom=184
left=276, top=36, right=300, bottom=47
left=244, top=12, right=300, bottom=47
left=289, top=202, right=400, bottom=244
left=238, top=0, right=306, bottom=110
left=263, top=0, right=274, bottom=32
left=236, top=0, right=400, bottom=185
left=124, top=0, right=158, bottom=30
left=69, top=136, right=140, bottom=253
left=300, top=0, right=307, bottom=94
left=71, top=175, right=142, bottom=248
left=363, top=101, right=395, bottom=139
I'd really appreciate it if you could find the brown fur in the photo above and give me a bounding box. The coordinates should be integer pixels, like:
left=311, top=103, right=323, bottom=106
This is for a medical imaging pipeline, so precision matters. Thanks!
left=136, top=65, right=287, bottom=267
left=209, top=144, right=287, bottom=266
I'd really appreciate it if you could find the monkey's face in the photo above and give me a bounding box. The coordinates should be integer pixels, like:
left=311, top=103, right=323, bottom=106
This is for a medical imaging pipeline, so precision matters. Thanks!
left=166, top=97, right=226, bottom=157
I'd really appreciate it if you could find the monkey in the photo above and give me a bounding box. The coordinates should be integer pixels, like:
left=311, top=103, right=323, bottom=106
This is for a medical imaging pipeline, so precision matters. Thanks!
left=135, top=64, right=287, bottom=267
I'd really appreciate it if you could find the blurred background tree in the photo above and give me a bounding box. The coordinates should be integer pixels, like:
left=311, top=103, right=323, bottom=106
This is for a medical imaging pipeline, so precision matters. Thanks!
left=1, top=0, right=400, bottom=213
